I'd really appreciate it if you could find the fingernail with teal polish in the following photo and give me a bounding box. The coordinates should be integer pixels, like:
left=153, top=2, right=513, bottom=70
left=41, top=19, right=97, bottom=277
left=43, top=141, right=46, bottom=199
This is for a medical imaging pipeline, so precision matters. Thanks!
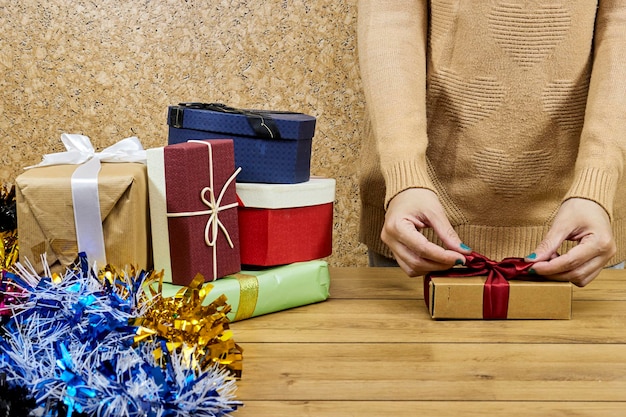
left=460, top=243, right=471, bottom=251
left=527, top=253, right=537, bottom=260
left=529, top=268, right=536, bottom=275
left=455, top=259, right=464, bottom=266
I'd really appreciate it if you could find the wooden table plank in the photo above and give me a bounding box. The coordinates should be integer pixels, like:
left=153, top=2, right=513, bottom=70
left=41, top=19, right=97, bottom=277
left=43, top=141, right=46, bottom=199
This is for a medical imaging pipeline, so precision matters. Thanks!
left=229, top=267, right=626, bottom=416
left=231, top=299, right=626, bottom=344
left=234, top=343, right=626, bottom=402
left=234, top=401, right=626, bottom=417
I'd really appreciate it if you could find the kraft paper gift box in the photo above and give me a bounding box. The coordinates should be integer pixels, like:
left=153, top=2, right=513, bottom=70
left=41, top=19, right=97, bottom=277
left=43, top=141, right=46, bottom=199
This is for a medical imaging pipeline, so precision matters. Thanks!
left=235, top=177, right=335, bottom=266
left=159, top=260, right=331, bottom=322
left=147, top=139, right=241, bottom=286
left=424, top=253, right=572, bottom=320
left=426, top=277, right=572, bottom=319
left=167, top=102, right=317, bottom=184
left=16, top=162, right=151, bottom=274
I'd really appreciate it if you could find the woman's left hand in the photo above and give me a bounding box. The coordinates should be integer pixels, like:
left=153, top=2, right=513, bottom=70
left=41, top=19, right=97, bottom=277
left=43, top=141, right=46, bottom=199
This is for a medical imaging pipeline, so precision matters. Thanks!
left=527, top=198, right=616, bottom=287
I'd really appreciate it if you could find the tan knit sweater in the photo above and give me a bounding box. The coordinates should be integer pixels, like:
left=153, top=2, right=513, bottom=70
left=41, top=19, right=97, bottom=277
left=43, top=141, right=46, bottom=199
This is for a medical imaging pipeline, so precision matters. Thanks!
left=357, top=0, right=626, bottom=263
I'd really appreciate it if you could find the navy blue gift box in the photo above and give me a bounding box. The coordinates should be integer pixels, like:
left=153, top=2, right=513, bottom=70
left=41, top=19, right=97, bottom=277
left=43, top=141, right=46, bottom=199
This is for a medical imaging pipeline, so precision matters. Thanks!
left=167, top=103, right=317, bottom=184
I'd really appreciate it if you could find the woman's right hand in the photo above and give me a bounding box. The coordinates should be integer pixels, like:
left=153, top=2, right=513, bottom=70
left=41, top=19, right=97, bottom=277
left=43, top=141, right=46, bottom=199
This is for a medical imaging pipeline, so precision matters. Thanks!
left=381, top=188, right=471, bottom=276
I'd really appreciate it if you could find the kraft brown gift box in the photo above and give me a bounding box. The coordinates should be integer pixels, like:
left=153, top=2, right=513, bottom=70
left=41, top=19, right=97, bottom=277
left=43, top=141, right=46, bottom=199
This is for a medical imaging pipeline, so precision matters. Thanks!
left=426, top=276, right=572, bottom=320
left=16, top=163, right=151, bottom=274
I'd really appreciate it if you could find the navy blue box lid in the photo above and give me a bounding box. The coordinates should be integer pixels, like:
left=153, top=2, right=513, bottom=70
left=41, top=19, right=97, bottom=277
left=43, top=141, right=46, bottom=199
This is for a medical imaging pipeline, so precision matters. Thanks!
left=168, top=103, right=316, bottom=141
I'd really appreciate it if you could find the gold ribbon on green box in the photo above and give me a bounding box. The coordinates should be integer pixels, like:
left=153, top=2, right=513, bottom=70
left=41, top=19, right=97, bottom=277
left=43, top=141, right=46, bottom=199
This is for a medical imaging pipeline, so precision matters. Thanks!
left=160, top=260, right=330, bottom=321
left=231, top=273, right=260, bottom=321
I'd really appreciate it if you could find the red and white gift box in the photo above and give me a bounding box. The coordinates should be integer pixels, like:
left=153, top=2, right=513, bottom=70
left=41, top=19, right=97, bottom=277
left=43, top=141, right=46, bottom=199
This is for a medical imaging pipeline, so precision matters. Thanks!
left=147, top=139, right=241, bottom=285
left=236, top=177, right=335, bottom=266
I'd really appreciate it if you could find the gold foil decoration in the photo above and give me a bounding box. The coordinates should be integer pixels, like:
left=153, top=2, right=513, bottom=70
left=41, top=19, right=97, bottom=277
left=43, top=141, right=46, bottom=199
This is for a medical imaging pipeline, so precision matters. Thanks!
left=0, top=230, right=18, bottom=271
left=233, top=273, right=259, bottom=321
left=0, top=185, right=18, bottom=271
left=132, top=272, right=243, bottom=378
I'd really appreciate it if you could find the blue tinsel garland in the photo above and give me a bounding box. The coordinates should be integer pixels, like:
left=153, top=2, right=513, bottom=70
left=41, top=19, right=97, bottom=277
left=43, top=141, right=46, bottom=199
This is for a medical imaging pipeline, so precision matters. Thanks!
left=0, top=255, right=241, bottom=417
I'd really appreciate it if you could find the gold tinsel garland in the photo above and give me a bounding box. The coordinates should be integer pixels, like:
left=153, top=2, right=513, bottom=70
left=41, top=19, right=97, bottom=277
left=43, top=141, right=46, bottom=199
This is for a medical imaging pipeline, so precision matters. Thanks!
left=102, top=266, right=243, bottom=378
left=0, top=185, right=17, bottom=271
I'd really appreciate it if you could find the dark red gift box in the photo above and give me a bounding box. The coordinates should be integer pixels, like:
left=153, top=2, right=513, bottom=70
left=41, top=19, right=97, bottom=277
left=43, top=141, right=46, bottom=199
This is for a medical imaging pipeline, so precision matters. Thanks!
left=147, top=139, right=241, bottom=285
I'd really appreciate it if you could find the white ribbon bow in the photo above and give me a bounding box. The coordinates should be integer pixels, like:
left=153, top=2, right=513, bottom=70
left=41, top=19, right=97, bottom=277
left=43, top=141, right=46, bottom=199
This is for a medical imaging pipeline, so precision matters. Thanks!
left=27, top=134, right=147, bottom=267
left=166, top=140, right=241, bottom=280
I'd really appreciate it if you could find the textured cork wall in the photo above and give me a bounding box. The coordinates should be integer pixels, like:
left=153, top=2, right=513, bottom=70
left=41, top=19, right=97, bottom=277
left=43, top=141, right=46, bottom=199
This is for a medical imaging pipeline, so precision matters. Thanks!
left=0, top=1, right=369, bottom=266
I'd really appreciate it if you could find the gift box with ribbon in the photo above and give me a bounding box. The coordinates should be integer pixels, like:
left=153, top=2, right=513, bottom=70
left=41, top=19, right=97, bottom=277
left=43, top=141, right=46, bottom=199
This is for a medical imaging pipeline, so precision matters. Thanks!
left=147, top=139, right=241, bottom=286
left=236, top=177, right=335, bottom=266
left=167, top=102, right=317, bottom=184
left=158, top=260, right=331, bottom=322
left=15, top=134, right=151, bottom=273
left=424, top=252, right=572, bottom=319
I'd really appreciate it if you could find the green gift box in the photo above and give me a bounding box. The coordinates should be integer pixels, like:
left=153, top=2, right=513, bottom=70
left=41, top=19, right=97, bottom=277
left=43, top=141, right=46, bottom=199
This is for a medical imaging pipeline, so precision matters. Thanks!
left=159, top=260, right=331, bottom=321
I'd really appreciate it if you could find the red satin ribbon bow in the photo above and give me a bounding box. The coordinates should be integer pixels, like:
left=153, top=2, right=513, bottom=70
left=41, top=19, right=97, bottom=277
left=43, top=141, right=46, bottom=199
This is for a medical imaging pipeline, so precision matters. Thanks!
left=424, top=252, right=535, bottom=319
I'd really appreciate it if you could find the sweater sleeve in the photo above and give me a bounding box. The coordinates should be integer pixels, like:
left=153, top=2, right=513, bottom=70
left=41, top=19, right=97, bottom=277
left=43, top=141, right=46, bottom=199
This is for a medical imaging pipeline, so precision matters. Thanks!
left=357, top=0, right=435, bottom=207
left=564, top=0, right=626, bottom=218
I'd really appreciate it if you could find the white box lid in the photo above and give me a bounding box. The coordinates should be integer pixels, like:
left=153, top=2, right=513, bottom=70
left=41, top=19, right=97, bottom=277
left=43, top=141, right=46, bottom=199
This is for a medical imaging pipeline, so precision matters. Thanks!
left=236, top=177, right=336, bottom=209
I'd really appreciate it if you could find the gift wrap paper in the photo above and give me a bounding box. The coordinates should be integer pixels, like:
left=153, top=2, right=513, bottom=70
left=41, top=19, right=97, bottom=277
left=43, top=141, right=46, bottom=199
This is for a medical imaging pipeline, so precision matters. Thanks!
left=427, top=277, right=572, bottom=320
left=160, top=260, right=331, bottom=321
left=147, top=139, right=241, bottom=286
left=16, top=163, right=151, bottom=273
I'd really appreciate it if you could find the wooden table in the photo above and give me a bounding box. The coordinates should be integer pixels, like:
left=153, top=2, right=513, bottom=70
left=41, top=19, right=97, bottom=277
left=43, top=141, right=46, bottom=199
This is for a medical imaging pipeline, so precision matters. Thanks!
left=230, top=267, right=626, bottom=416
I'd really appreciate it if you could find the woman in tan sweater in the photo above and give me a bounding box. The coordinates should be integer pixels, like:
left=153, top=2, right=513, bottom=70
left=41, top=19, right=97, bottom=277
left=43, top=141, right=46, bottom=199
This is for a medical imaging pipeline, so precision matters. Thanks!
left=357, top=0, right=626, bottom=286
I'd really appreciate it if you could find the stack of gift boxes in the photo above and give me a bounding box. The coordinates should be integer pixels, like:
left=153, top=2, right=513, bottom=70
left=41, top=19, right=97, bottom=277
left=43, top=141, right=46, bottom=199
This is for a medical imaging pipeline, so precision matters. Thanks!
left=15, top=102, right=333, bottom=322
